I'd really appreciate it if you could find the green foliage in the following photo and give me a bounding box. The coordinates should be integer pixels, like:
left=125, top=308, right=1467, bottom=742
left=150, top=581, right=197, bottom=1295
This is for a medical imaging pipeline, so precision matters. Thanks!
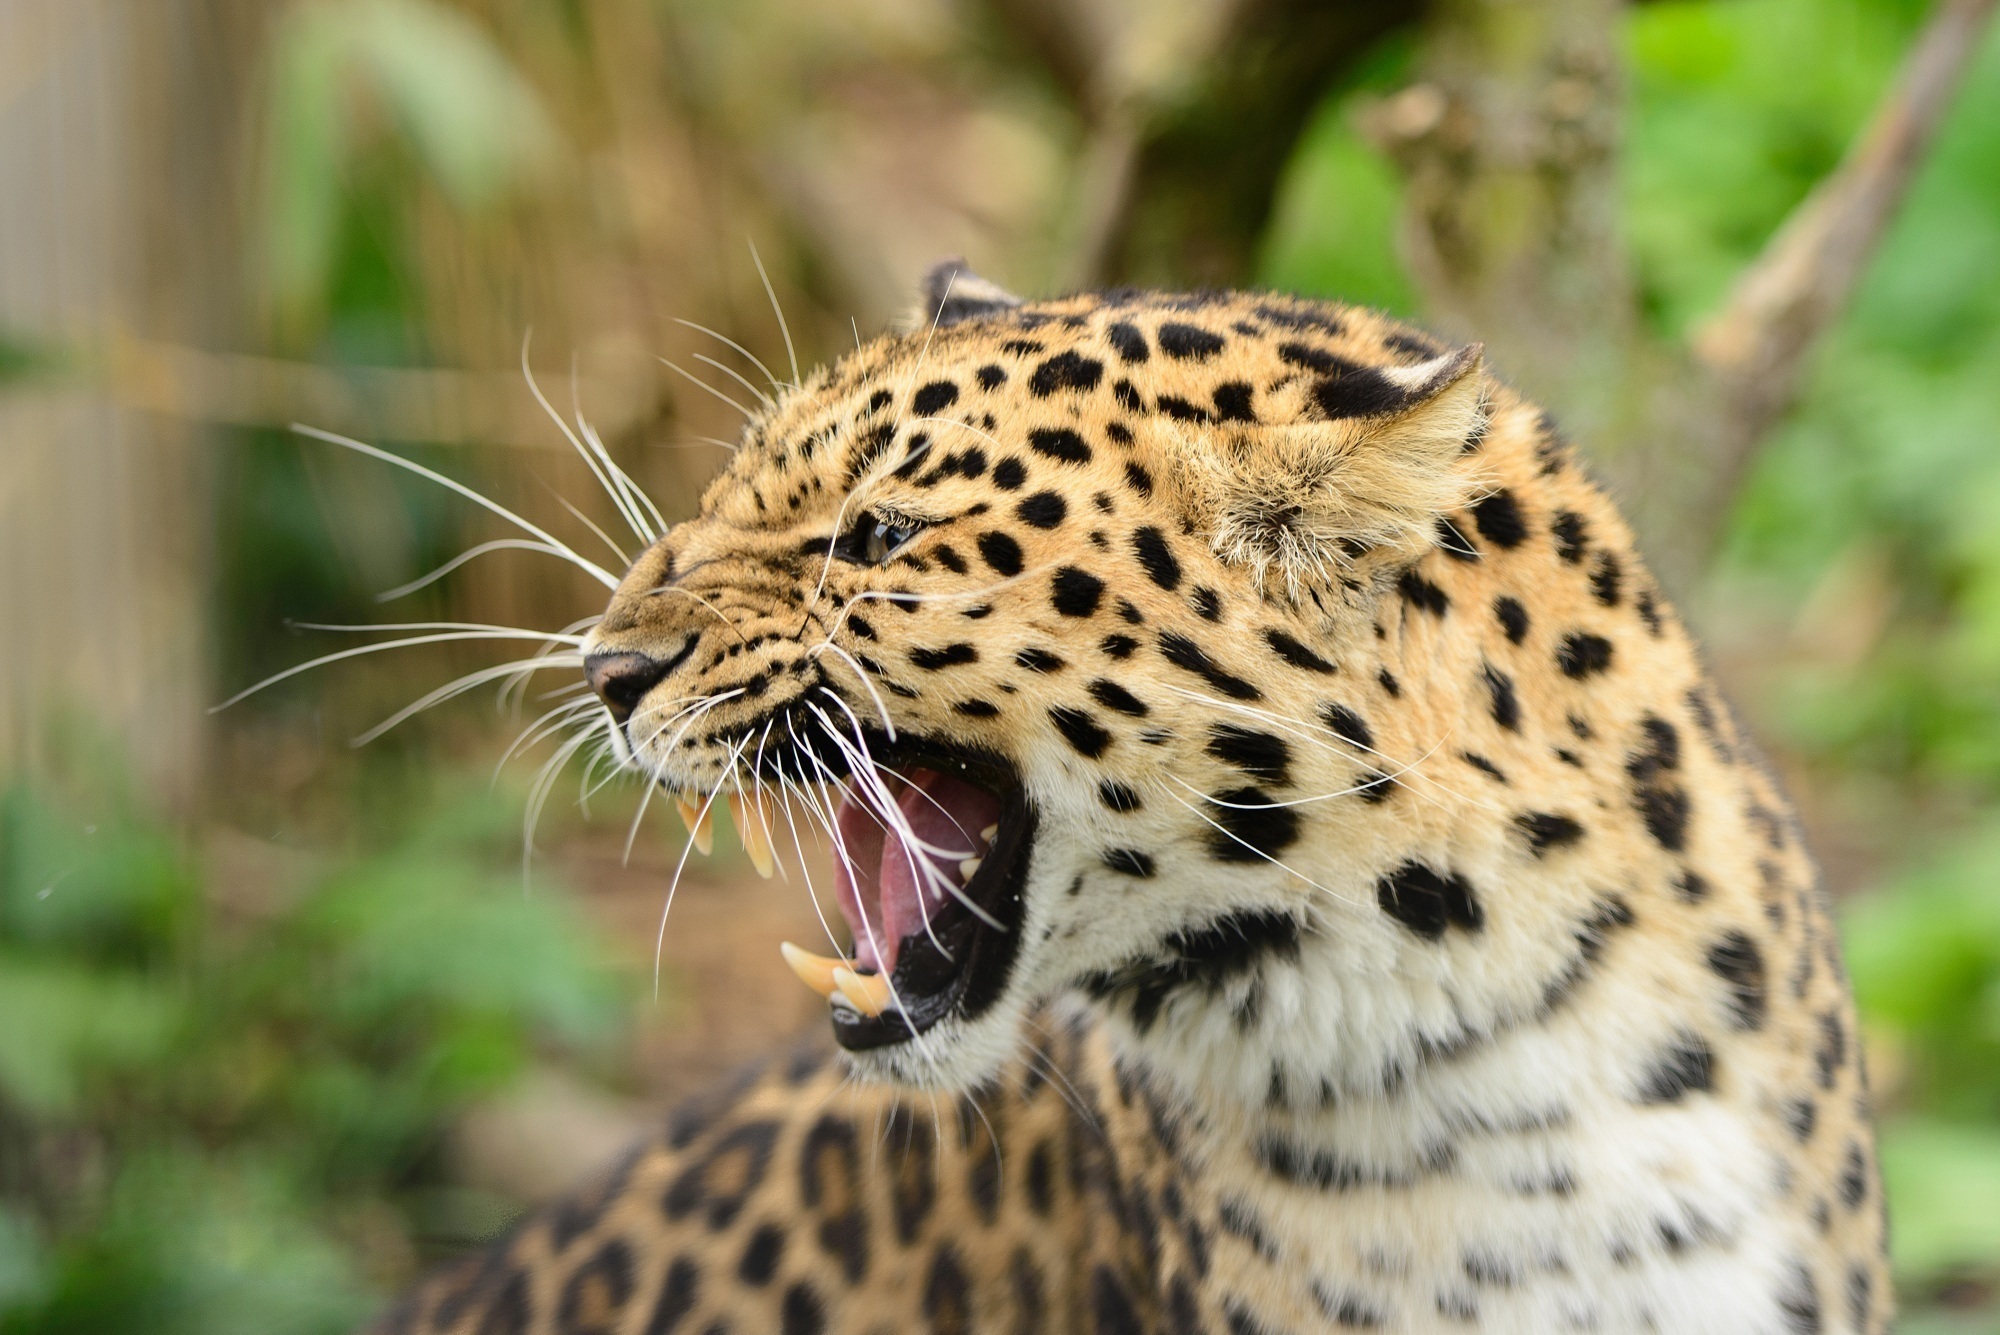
left=0, top=760, right=623, bottom=1334
left=259, top=0, right=560, bottom=335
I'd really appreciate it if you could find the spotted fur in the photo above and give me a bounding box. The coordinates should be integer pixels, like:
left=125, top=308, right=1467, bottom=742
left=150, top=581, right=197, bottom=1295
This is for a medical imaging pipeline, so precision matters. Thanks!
left=373, top=276, right=1888, bottom=1334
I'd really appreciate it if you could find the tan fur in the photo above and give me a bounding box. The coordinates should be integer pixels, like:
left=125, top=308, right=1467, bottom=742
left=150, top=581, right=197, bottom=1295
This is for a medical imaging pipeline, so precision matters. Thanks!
left=370, top=283, right=1887, bottom=1335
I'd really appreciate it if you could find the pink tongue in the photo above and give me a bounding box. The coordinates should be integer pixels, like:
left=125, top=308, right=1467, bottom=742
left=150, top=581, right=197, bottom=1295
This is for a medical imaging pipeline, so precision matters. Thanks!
left=831, top=769, right=1001, bottom=977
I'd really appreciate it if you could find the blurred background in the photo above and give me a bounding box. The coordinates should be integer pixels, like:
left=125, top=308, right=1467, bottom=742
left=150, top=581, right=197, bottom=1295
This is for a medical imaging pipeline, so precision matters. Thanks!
left=1, top=0, right=1997, bottom=1329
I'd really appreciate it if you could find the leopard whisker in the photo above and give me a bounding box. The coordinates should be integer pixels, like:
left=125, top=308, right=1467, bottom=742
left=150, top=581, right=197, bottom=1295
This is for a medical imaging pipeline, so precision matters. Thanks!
left=673, top=317, right=783, bottom=394
left=746, top=238, right=801, bottom=388
left=290, top=423, right=620, bottom=589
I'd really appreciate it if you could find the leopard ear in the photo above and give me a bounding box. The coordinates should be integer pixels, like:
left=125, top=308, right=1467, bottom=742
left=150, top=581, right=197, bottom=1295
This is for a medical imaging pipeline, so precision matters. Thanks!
left=902, top=257, right=1024, bottom=332
left=1174, top=344, right=1488, bottom=599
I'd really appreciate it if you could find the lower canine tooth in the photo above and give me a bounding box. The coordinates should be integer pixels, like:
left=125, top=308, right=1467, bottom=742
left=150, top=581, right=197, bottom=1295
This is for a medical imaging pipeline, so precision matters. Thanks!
left=779, top=941, right=849, bottom=999
left=958, top=857, right=983, bottom=883
left=980, top=824, right=999, bottom=843
left=831, top=967, right=893, bottom=1017
left=728, top=793, right=777, bottom=878
left=676, top=791, right=713, bottom=855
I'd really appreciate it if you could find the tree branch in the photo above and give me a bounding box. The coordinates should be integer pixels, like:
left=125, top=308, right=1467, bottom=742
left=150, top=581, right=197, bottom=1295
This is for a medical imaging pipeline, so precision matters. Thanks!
left=1684, top=0, right=1999, bottom=540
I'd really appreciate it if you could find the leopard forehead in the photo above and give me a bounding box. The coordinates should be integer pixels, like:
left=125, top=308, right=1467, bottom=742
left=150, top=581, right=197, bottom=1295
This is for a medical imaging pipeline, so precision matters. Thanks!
left=696, top=287, right=1465, bottom=538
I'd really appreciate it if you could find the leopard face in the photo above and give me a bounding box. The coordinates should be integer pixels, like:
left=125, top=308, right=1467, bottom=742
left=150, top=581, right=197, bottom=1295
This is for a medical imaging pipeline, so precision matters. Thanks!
left=582, top=268, right=1500, bottom=1090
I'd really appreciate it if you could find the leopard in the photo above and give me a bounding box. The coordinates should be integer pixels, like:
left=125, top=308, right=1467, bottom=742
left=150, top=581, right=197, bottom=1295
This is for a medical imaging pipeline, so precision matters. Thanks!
left=368, top=264, right=1889, bottom=1334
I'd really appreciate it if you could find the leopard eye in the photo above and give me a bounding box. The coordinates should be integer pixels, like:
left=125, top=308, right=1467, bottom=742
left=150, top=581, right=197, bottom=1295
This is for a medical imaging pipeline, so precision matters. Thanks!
left=838, top=513, right=923, bottom=566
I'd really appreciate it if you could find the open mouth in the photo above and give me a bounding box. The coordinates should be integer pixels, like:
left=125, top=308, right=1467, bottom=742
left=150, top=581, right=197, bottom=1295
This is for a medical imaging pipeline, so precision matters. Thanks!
left=776, top=738, right=1035, bottom=1051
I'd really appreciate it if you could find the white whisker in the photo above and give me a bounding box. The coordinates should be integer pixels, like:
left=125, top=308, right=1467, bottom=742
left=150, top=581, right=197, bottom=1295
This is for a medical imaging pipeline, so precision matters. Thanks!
left=290, top=423, right=619, bottom=589
left=747, top=238, right=801, bottom=388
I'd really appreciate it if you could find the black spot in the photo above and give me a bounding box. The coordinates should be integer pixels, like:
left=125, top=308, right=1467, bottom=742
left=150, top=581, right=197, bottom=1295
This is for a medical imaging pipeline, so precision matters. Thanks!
left=1637, top=588, right=1664, bottom=635
left=1436, top=517, right=1480, bottom=561
left=1132, top=527, right=1182, bottom=590
left=1676, top=870, right=1711, bottom=903
left=1376, top=862, right=1483, bottom=941
left=954, top=699, right=1000, bottom=718
left=781, top=1283, right=825, bottom=1335
left=663, top=1120, right=780, bottom=1230
left=1626, top=714, right=1690, bottom=852
left=1815, top=1011, right=1845, bottom=1089
left=1087, top=908, right=1303, bottom=1032
left=976, top=364, right=1007, bottom=389
left=1050, top=707, right=1113, bottom=758
left=1707, top=931, right=1767, bottom=1031
left=1113, top=379, right=1145, bottom=412
left=645, top=1257, right=700, bottom=1334
left=1552, top=511, right=1588, bottom=563
left=992, top=457, right=1026, bottom=490
left=1105, top=421, right=1133, bottom=445
left=979, top=531, right=1024, bottom=575
left=1839, top=1141, right=1867, bottom=1209
left=1123, top=461, right=1153, bottom=497
left=912, top=381, right=960, bottom=416
left=1257, top=1133, right=1415, bottom=1192
left=1397, top=570, right=1450, bottom=615
left=1313, top=367, right=1410, bottom=419
left=935, top=544, right=967, bottom=574
left=1224, top=1300, right=1281, bottom=1335
left=1557, top=633, right=1614, bottom=678
left=1101, top=634, right=1138, bottom=659
left=1102, top=848, right=1157, bottom=877
left=1160, top=632, right=1263, bottom=700
left=1029, top=352, right=1104, bottom=396
left=737, top=1225, right=785, bottom=1286
left=1205, top=788, right=1301, bottom=863
left=1494, top=596, right=1530, bottom=644
left=1191, top=586, right=1223, bottom=621
left=1053, top=567, right=1106, bottom=617
left=1157, top=394, right=1209, bottom=422
left=1027, top=426, right=1092, bottom=464
left=1471, top=490, right=1528, bottom=548
left=924, top=1246, right=972, bottom=1334
left=1321, top=703, right=1374, bottom=751
left=1099, top=780, right=1143, bottom=813
left=558, top=1237, right=635, bottom=1334
left=1482, top=665, right=1520, bottom=730
left=1092, top=1266, right=1144, bottom=1335
left=1157, top=322, right=1225, bottom=360
left=1591, top=550, right=1623, bottom=606
left=884, top=1105, right=936, bottom=1243
left=1017, top=491, right=1068, bottom=529
left=1313, top=1283, right=1388, bottom=1329
left=1778, top=1263, right=1822, bottom=1335
left=1264, top=629, right=1335, bottom=673
left=1213, top=381, right=1256, bottom=422
left=1277, top=341, right=1353, bottom=374
left=910, top=643, right=978, bottom=670
left=1015, top=647, right=1064, bottom=673
left=1846, top=1266, right=1872, bottom=1333
left=1106, top=321, right=1149, bottom=363
left=1462, top=753, right=1507, bottom=782
left=1088, top=679, right=1148, bottom=716
left=1377, top=668, right=1401, bottom=698
left=1515, top=812, right=1584, bottom=857
left=1635, top=1032, right=1715, bottom=1104
left=1206, top=725, right=1293, bottom=785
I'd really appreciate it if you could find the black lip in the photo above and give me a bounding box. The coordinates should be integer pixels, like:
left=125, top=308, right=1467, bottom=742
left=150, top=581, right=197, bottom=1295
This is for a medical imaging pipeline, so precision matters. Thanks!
left=826, top=735, right=1036, bottom=1052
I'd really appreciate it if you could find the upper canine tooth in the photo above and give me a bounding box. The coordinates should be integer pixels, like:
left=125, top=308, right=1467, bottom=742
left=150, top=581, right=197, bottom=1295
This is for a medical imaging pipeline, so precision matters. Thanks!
left=958, top=857, right=983, bottom=884
left=779, top=941, right=850, bottom=999
left=831, top=967, right=893, bottom=1017
left=730, top=793, right=777, bottom=879
left=676, top=791, right=713, bottom=855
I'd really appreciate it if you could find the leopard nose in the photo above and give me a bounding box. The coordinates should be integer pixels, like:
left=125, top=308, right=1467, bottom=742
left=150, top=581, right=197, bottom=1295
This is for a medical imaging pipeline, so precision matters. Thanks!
left=584, top=651, right=670, bottom=725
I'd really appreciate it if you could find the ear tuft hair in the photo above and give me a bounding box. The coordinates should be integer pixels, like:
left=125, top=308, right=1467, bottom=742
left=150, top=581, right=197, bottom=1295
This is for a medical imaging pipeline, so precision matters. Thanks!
left=903, top=258, right=1024, bottom=332
left=1175, top=345, right=1488, bottom=602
